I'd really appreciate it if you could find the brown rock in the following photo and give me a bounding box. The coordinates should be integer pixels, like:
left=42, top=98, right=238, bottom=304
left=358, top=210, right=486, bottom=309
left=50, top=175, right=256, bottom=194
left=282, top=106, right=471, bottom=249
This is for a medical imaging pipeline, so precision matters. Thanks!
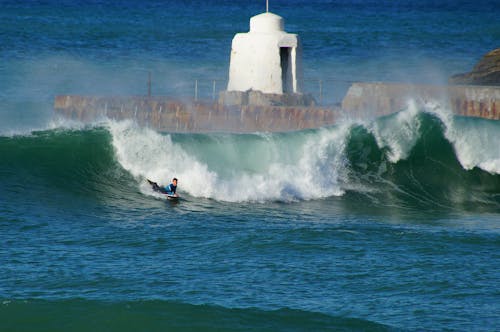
left=450, top=48, right=500, bottom=85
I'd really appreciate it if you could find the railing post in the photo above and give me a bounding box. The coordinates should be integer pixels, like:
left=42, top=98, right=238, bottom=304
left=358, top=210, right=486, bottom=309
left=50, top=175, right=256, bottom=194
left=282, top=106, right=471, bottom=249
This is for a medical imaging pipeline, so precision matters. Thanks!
left=148, top=71, right=151, bottom=97
left=319, top=79, right=323, bottom=104
left=194, top=79, right=198, bottom=101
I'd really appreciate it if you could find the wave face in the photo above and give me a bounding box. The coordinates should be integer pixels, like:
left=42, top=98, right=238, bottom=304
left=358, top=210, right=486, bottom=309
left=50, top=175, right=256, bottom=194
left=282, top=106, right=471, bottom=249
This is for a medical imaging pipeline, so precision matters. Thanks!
left=1, top=105, right=499, bottom=209
left=0, top=299, right=391, bottom=332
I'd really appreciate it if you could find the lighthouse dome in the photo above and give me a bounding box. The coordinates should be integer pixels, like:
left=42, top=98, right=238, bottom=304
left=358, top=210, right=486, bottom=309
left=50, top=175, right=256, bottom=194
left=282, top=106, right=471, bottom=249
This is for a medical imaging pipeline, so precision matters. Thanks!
left=227, top=10, right=303, bottom=95
left=250, top=12, right=284, bottom=33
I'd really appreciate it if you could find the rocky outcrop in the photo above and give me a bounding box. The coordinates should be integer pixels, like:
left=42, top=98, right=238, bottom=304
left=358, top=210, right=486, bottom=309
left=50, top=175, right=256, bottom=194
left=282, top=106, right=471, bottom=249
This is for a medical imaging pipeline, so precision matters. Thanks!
left=450, top=48, right=500, bottom=86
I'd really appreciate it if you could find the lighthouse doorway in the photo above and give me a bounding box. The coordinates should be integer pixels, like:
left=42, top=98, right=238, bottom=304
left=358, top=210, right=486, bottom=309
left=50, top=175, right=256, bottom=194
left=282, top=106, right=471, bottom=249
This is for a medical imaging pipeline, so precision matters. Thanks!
left=280, top=47, right=293, bottom=93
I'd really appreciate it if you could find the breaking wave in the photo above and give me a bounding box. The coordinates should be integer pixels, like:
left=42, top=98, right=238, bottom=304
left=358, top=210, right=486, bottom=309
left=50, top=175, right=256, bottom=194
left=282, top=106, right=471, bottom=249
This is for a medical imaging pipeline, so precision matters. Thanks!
left=1, top=103, right=499, bottom=208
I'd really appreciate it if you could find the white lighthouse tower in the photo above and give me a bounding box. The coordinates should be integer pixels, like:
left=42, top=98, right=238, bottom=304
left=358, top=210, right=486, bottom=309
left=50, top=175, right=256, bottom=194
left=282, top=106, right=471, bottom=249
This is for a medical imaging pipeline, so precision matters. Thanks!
left=226, top=11, right=303, bottom=95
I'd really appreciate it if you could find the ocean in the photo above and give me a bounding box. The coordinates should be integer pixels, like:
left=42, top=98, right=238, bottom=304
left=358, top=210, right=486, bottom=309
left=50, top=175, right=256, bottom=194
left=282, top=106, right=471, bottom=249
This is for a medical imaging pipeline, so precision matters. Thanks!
left=1, top=0, right=499, bottom=331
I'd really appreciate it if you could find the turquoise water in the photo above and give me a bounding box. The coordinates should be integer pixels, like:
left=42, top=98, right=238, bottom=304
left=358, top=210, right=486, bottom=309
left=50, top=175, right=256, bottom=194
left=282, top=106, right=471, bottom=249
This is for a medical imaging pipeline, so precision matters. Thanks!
left=1, top=1, right=500, bottom=331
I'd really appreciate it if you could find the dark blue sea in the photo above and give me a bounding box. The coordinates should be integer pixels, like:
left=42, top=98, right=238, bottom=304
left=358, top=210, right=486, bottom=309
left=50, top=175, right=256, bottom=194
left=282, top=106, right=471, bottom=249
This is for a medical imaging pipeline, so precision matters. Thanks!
left=1, top=1, right=499, bottom=331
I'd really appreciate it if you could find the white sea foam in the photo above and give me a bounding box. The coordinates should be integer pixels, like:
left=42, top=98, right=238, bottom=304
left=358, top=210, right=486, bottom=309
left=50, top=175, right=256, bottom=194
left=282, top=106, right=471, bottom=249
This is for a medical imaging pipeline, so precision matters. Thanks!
left=108, top=120, right=351, bottom=202
left=368, top=100, right=421, bottom=163
left=423, top=101, right=500, bottom=174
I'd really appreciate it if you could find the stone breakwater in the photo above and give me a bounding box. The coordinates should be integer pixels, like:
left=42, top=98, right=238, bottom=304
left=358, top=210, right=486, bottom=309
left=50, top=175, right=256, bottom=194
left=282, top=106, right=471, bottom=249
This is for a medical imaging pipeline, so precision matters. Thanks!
left=54, top=95, right=340, bottom=132
left=54, top=84, right=500, bottom=132
left=342, top=83, right=500, bottom=120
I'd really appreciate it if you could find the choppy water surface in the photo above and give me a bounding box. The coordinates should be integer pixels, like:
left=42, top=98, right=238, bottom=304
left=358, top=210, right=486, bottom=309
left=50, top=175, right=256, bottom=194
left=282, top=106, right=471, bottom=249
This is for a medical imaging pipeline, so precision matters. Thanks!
left=1, top=0, right=499, bottom=330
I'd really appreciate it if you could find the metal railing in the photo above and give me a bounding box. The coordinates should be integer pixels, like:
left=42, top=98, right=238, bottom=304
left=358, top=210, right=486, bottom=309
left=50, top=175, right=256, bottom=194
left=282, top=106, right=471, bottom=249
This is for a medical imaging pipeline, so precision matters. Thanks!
left=193, top=79, right=225, bottom=101
left=143, top=72, right=358, bottom=105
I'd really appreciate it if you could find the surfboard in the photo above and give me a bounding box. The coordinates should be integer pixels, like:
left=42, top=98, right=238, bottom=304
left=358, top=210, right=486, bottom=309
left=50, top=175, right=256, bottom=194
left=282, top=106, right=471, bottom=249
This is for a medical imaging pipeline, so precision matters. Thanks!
left=166, top=194, right=179, bottom=201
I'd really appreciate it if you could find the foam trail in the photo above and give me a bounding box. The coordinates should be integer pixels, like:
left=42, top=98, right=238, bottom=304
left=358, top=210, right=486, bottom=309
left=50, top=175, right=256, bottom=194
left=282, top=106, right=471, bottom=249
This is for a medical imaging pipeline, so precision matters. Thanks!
left=108, top=120, right=350, bottom=202
left=424, top=101, right=500, bottom=174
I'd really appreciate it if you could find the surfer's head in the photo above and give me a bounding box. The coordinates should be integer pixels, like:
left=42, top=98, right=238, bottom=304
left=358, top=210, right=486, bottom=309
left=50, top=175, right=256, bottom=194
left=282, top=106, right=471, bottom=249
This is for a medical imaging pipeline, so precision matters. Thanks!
left=172, top=178, right=178, bottom=185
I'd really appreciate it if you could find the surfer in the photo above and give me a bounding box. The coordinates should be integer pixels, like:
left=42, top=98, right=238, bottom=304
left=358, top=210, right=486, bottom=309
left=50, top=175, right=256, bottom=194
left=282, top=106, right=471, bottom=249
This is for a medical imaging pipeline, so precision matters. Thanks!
left=165, top=178, right=178, bottom=196
left=147, top=178, right=178, bottom=197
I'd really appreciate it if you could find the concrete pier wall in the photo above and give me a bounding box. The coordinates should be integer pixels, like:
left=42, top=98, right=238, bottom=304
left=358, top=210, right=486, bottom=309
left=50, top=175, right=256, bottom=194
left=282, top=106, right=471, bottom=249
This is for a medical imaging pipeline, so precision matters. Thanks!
left=54, top=84, right=500, bottom=133
left=54, top=95, right=339, bottom=133
left=342, top=83, right=500, bottom=120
